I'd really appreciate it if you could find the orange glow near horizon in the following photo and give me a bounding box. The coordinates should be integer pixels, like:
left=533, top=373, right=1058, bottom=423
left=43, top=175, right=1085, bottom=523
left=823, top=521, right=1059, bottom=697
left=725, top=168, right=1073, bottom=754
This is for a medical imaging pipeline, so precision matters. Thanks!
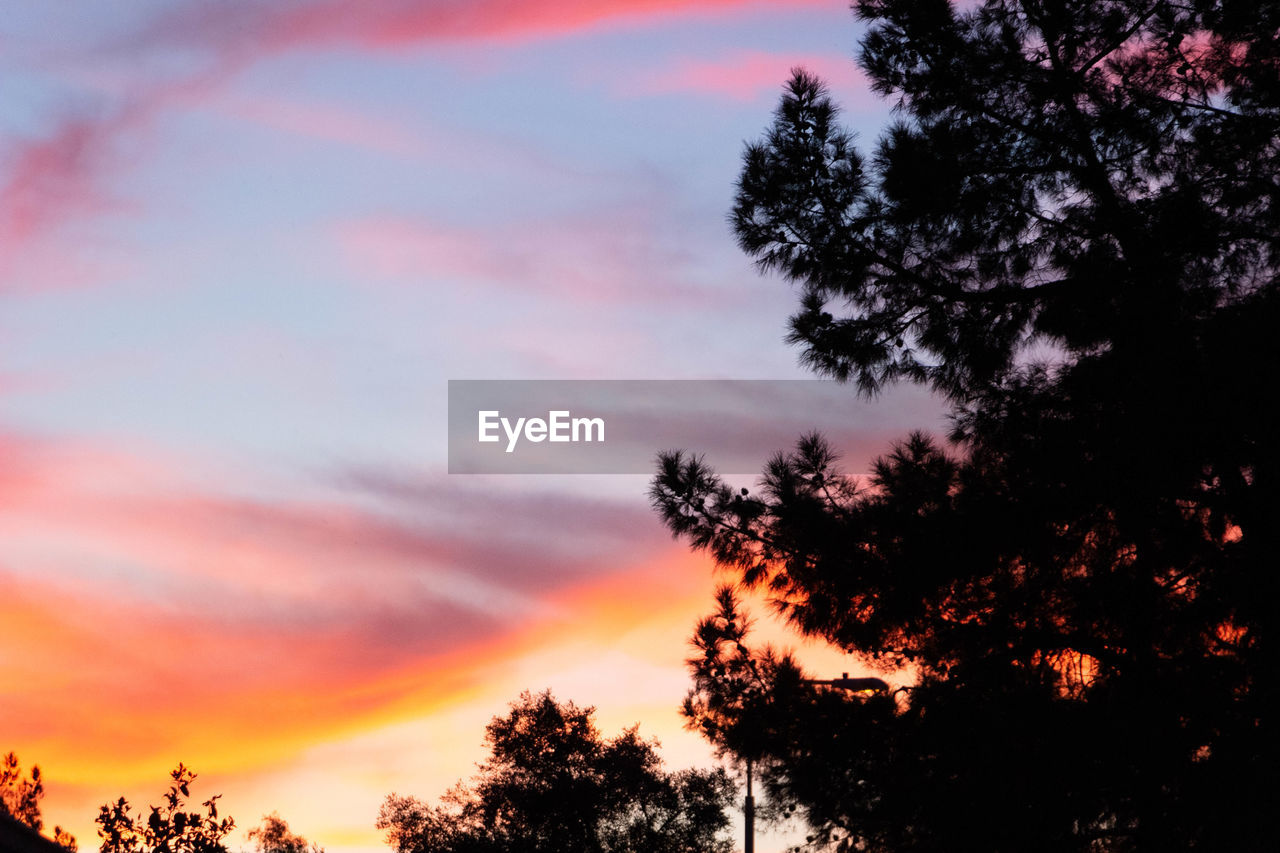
left=10, top=520, right=868, bottom=852
left=2, top=413, right=902, bottom=853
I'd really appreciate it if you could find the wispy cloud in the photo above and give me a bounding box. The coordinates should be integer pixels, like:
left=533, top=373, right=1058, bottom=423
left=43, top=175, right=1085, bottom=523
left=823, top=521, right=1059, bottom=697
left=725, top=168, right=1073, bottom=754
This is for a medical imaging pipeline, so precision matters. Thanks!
left=127, top=0, right=833, bottom=57
left=0, top=110, right=139, bottom=288
left=3, top=1, right=832, bottom=290
left=619, top=49, right=867, bottom=102
left=0, top=65, right=226, bottom=289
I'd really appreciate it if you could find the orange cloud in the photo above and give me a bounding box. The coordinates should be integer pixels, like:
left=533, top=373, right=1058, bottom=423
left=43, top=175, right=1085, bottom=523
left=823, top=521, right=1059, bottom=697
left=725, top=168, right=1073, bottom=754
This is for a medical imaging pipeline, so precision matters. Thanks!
left=20, top=543, right=728, bottom=852
left=0, top=433, right=706, bottom=782
left=4, top=432, right=880, bottom=851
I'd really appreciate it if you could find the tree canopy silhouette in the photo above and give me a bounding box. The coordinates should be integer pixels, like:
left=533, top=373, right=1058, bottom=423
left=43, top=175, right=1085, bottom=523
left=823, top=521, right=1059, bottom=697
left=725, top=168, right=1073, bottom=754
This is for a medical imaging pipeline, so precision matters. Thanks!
left=377, top=690, right=736, bottom=853
left=247, top=813, right=323, bottom=853
left=1, top=752, right=77, bottom=851
left=651, top=0, right=1278, bottom=850
left=96, top=765, right=234, bottom=853
left=734, top=0, right=1277, bottom=401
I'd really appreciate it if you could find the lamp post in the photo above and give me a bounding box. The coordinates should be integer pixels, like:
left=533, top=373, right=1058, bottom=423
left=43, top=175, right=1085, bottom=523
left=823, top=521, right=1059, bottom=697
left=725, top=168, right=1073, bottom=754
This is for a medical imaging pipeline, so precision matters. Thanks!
left=740, top=673, right=888, bottom=853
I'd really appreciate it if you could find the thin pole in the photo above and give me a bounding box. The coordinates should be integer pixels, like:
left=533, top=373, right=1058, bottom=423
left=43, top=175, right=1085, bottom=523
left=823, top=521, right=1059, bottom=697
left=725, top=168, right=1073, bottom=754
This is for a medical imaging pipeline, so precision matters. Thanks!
left=744, top=758, right=755, bottom=853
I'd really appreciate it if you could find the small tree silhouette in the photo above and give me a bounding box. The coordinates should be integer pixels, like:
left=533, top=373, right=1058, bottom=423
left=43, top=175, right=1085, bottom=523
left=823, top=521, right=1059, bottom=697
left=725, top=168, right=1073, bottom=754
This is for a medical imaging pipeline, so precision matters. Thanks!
left=96, top=765, right=233, bottom=853
left=377, top=690, right=736, bottom=853
left=1, top=752, right=76, bottom=850
left=247, top=813, right=322, bottom=853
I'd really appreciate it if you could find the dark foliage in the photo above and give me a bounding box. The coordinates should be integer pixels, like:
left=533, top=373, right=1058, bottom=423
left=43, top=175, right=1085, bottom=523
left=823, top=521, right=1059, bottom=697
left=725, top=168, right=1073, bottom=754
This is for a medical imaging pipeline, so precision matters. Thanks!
left=653, top=1, right=1279, bottom=850
left=733, top=0, right=1277, bottom=399
left=247, top=813, right=323, bottom=853
left=96, top=765, right=233, bottom=853
left=377, top=690, right=736, bottom=853
left=1, top=752, right=77, bottom=851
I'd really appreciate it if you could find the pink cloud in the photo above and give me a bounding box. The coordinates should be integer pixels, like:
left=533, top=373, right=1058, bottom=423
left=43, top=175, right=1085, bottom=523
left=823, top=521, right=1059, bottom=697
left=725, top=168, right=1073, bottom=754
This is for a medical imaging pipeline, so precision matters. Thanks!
left=0, top=118, right=116, bottom=245
left=133, top=0, right=834, bottom=58
left=0, top=68, right=225, bottom=290
left=0, top=436, right=665, bottom=625
left=0, top=111, right=139, bottom=288
left=622, top=49, right=872, bottom=104
left=1, top=2, right=844, bottom=290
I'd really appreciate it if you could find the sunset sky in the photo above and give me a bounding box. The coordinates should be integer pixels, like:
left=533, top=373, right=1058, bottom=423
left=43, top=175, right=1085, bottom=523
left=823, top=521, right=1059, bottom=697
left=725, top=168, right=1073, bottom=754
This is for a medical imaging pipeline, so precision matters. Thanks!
left=1, top=2, right=944, bottom=851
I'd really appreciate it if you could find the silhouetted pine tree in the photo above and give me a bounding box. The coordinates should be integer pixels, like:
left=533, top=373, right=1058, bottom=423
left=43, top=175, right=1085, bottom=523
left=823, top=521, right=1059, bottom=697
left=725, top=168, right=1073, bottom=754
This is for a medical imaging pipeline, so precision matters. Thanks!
left=652, top=1, right=1278, bottom=850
